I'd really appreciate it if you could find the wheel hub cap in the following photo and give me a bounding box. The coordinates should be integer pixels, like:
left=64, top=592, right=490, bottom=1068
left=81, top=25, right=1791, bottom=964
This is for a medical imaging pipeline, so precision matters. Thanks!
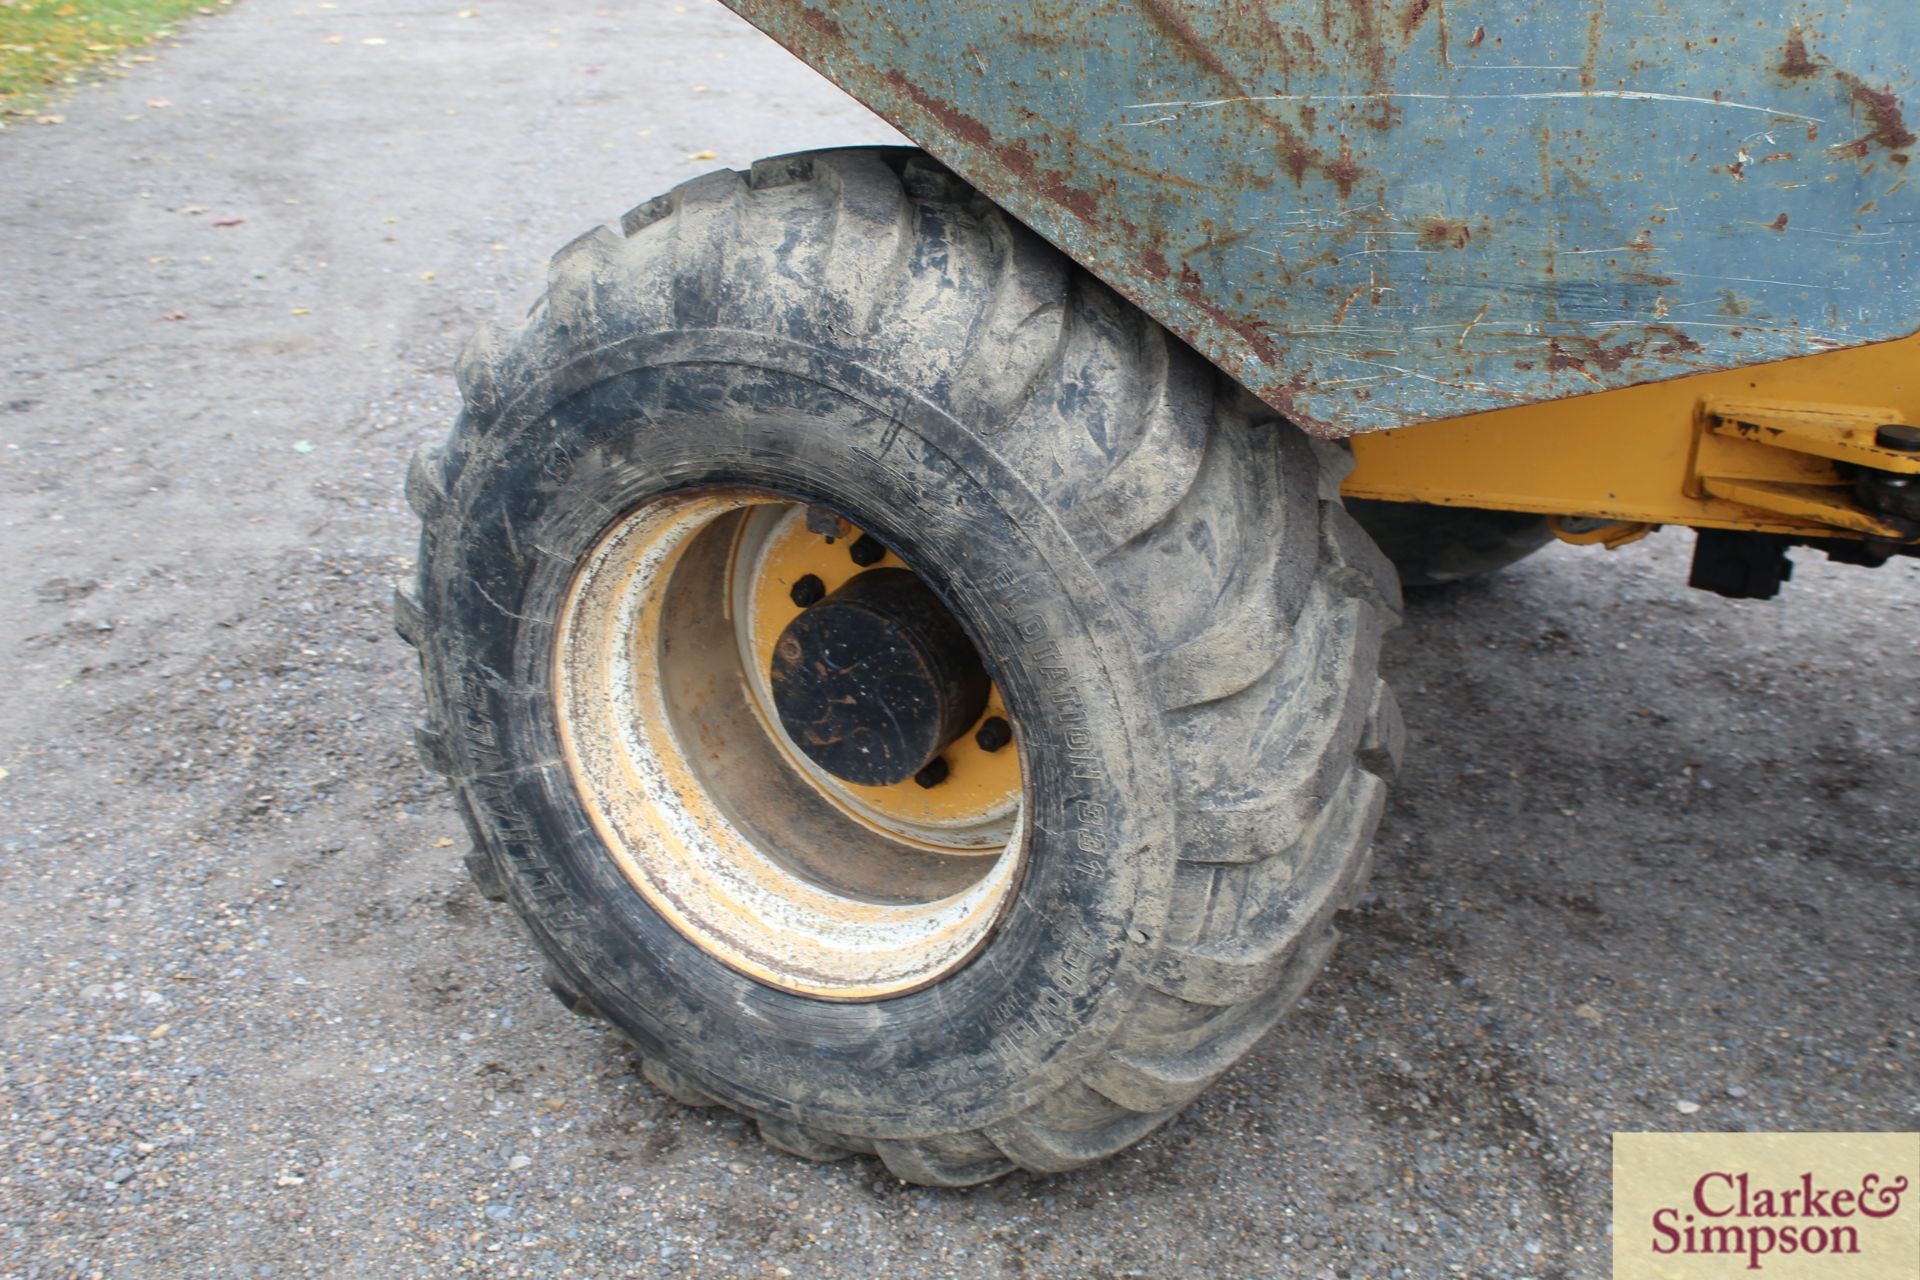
left=771, top=569, right=991, bottom=787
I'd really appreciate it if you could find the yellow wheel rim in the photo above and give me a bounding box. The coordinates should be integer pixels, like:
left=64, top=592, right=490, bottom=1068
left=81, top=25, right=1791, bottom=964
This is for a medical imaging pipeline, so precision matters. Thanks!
left=553, top=491, right=1027, bottom=1000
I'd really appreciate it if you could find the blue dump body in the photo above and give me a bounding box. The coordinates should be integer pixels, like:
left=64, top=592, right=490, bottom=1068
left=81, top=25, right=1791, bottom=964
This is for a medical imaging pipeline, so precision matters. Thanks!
left=723, top=1, right=1917, bottom=436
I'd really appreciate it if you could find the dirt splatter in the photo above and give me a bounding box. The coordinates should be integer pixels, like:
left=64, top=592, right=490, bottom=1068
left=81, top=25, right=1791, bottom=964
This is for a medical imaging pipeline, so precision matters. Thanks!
left=1767, top=212, right=1789, bottom=232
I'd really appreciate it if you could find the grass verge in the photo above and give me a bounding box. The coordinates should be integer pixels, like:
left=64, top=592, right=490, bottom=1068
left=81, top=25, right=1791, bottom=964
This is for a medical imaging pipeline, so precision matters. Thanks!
left=1, top=0, right=236, bottom=113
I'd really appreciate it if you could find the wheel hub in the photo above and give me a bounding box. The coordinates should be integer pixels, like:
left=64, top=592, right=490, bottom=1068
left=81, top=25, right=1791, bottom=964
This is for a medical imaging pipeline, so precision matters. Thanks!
left=771, top=569, right=991, bottom=787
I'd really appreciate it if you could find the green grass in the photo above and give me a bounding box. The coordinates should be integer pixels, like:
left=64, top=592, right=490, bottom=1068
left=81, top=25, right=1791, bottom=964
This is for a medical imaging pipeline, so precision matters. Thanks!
left=1, top=0, right=235, bottom=111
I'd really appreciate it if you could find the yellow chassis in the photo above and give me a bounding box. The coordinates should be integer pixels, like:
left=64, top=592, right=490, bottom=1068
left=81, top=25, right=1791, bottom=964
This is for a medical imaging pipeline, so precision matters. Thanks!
left=1344, top=332, right=1920, bottom=548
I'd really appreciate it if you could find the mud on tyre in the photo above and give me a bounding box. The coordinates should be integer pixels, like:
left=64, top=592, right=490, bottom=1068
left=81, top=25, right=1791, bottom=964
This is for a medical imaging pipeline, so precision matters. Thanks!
left=399, top=148, right=1404, bottom=1184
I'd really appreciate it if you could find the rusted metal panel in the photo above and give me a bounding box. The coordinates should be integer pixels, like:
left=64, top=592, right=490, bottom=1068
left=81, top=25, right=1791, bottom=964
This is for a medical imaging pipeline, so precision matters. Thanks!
left=722, top=0, right=1917, bottom=437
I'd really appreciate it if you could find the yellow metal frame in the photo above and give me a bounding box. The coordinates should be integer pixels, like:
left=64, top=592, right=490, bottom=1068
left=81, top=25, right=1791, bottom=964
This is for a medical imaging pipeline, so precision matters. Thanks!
left=1344, top=330, right=1920, bottom=544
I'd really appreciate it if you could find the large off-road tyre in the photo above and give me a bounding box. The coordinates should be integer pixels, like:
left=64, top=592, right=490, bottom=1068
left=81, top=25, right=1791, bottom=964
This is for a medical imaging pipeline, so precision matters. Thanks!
left=1345, top=498, right=1555, bottom=589
left=399, top=148, right=1403, bottom=1185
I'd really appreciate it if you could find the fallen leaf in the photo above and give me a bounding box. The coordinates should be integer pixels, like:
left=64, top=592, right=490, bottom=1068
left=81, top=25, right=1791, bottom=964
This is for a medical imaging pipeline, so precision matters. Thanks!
left=0, top=767, right=10, bottom=783
left=419, top=271, right=435, bottom=281
left=35, top=115, right=65, bottom=125
left=162, top=310, right=187, bottom=321
left=323, top=34, right=343, bottom=44
left=290, top=308, right=311, bottom=316
left=1573, top=1003, right=1602, bottom=1023
left=458, top=8, right=479, bottom=16
left=686, top=149, right=718, bottom=160
left=212, top=217, right=245, bottom=227
left=183, top=205, right=208, bottom=214
left=292, top=440, right=315, bottom=454
left=145, top=98, right=171, bottom=108
left=433, top=837, right=455, bottom=848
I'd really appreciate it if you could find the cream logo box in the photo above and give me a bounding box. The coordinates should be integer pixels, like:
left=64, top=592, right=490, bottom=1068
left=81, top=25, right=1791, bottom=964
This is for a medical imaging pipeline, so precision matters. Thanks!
left=1613, top=1132, right=1918, bottom=1278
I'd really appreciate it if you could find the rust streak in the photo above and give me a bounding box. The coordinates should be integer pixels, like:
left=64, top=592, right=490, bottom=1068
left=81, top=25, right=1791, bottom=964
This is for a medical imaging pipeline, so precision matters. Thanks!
left=1325, top=136, right=1364, bottom=201
left=1399, top=0, right=1450, bottom=68
left=879, top=72, right=1102, bottom=222
left=1580, top=0, right=1606, bottom=91
left=1777, top=28, right=1820, bottom=80
left=1835, top=71, right=1916, bottom=153
left=1648, top=326, right=1704, bottom=356
left=1075, top=134, right=1213, bottom=194
left=1545, top=340, right=1605, bottom=384
left=797, top=4, right=843, bottom=41
left=1134, top=0, right=1239, bottom=88
left=1279, top=126, right=1318, bottom=185
left=1177, top=265, right=1280, bottom=368
left=1332, top=285, right=1366, bottom=329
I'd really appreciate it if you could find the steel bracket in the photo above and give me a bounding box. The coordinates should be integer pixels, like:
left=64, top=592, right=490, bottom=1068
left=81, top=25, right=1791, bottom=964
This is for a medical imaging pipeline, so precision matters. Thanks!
left=1691, top=402, right=1920, bottom=541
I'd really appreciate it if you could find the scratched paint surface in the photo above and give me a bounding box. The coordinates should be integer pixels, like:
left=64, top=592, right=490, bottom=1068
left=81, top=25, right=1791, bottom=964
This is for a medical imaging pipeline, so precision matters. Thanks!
left=723, top=0, right=1916, bottom=436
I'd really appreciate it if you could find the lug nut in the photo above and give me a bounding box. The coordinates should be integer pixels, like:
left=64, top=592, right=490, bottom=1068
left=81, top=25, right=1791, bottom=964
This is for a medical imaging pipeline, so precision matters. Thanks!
left=975, top=716, right=1012, bottom=753
left=914, top=757, right=950, bottom=789
left=805, top=505, right=843, bottom=541
left=789, top=574, right=826, bottom=608
left=848, top=534, right=885, bottom=567
left=1875, top=423, right=1920, bottom=453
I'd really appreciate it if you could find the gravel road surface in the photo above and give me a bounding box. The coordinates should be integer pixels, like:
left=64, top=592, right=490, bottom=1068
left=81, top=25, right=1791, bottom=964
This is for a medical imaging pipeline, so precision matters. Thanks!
left=2, top=2, right=1915, bottom=1276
